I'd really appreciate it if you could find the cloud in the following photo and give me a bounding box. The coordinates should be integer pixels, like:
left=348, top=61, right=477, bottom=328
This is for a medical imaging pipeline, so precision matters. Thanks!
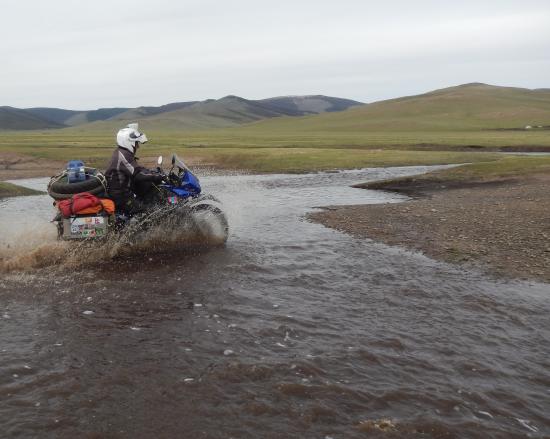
left=1, top=0, right=549, bottom=108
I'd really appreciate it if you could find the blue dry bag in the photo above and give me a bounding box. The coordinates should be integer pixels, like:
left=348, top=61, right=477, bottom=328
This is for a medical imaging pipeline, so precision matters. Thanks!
left=67, top=160, right=86, bottom=183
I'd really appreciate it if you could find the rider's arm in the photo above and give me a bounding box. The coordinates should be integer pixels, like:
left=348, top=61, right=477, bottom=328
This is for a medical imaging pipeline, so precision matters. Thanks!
left=117, top=149, right=159, bottom=182
left=134, top=167, right=163, bottom=183
left=116, top=149, right=139, bottom=178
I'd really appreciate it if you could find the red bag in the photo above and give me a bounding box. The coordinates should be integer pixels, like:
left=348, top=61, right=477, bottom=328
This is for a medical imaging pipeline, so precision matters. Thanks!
left=76, top=199, right=116, bottom=215
left=58, top=192, right=101, bottom=218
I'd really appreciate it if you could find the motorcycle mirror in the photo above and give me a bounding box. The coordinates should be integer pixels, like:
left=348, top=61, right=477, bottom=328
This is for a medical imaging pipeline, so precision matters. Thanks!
left=171, top=154, right=176, bottom=165
left=157, top=156, right=163, bottom=166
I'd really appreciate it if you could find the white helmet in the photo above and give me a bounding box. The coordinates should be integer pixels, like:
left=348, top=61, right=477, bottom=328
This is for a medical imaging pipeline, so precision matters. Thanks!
left=116, top=123, right=148, bottom=153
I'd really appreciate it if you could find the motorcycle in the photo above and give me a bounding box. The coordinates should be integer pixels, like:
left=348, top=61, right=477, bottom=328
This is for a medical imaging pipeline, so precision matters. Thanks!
left=51, top=154, right=228, bottom=243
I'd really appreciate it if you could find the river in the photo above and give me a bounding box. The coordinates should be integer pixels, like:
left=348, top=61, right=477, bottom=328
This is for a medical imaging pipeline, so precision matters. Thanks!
left=0, top=167, right=548, bottom=438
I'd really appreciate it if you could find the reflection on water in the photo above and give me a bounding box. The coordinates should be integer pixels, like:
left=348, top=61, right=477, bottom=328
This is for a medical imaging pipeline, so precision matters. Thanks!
left=1, top=166, right=549, bottom=438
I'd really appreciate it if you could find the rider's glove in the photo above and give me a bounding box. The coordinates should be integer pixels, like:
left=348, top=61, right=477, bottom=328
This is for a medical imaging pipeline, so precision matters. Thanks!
left=152, top=174, right=164, bottom=184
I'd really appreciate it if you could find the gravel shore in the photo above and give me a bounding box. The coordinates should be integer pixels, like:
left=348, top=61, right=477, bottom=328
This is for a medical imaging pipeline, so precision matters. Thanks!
left=310, top=173, right=550, bottom=283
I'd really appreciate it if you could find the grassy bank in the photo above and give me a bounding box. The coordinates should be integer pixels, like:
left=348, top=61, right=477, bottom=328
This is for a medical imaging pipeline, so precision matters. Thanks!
left=181, top=148, right=502, bottom=173
left=357, top=156, right=550, bottom=192
left=0, top=182, right=43, bottom=198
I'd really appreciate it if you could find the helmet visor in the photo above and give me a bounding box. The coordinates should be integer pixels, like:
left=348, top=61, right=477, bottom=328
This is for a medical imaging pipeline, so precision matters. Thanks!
left=137, top=133, right=148, bottom=144
left=129, top=130, right=148, bottom=144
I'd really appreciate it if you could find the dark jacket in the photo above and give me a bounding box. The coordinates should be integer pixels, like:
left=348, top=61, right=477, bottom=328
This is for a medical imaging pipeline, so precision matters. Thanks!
left=105, top=147, right=159, bottom=199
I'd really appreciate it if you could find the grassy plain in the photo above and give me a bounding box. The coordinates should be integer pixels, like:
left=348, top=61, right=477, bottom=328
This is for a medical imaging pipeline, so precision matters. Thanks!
left=2, top=121, right=549, bottom=175
left=0, top=129, right=510, bottom=174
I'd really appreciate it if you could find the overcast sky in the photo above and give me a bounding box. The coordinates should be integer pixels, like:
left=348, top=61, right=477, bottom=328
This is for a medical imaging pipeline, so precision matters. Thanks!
left=1, top=0, right=549, bottom=109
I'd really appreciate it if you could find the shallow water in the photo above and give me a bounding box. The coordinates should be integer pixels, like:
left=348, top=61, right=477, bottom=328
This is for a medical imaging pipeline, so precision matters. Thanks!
left=0, top=167, right=549, bottom=438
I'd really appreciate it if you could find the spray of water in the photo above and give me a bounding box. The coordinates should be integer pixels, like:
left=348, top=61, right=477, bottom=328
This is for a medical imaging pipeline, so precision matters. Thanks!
left=0, top=209, right=228, bottom=273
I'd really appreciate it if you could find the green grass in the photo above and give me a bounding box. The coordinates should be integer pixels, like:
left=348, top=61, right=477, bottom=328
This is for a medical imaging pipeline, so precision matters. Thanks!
left=60, top=125, right=550, bottom=149
left=190, top=148, right=500, bottom=173
left=0, top=182, right=44, bottom=198
left=0, top=130, right=505, bottom=173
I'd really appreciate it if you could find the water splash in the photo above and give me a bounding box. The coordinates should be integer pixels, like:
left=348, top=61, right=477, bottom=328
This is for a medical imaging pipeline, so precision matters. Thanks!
left=0, top=209, right=228, bottom=272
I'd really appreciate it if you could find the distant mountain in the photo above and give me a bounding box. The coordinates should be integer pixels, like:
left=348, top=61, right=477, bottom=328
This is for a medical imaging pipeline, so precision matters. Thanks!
left=112, top=102, right=198, bottom=121
left=24, top=108, right=81, bottom=125
left=137, top=95, right=301, bottom=130
left=0, top=106, right=64, bottom=130
left=258, top=95, right=361, bottom=115
left=238, top=83, right=550, bottom=133
left=114, top=95, right=361, bottom=125
left=1, top=95, right=362, bottom=131
left=25, top=107, right=130, bottom=127
left=5, top=84, right=550, bottom=132
left=65, top=108, right=130, bottom=125
left=83, top=95, right=363, bottom=131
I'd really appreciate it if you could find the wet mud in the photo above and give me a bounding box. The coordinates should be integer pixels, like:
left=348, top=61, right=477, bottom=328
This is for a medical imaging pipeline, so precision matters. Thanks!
left=0, top=169, right=549, bottom=438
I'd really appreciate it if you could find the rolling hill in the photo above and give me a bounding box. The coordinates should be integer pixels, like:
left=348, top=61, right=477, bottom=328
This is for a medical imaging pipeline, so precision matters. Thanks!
left=23, top=108, right=81, bottom=125
left=64, top=108, right=131, bottom=125
left=131, top=95, right=317, bottom=130
left=258, top=95, right=362, bottom=115
left=237, top=83, right=550, bottom=134
left=5, top=84, right=549, bottom=133
left=1, top=95, right=362, bottom=131
left=24, top=107, right=130, bottom=127
left=90, top=95, right=363, bottom=130
left=0, top=107, right=64, bottom=130
left=111, top=102, right=198, bottom=121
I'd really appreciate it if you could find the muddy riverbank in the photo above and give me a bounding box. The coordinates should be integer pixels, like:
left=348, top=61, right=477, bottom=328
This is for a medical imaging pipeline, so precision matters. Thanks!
left=310, top=173, right=550, bottom=283
left=0, top=152, right=65, bottom=181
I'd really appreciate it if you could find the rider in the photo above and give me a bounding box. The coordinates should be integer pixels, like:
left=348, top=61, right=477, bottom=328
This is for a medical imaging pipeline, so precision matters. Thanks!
left=105, top=123, right=163, bottom=214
